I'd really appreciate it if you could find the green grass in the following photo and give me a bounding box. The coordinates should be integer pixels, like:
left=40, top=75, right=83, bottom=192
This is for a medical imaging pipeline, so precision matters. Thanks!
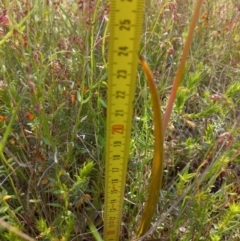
left=1, top=0, right=240, bottom=240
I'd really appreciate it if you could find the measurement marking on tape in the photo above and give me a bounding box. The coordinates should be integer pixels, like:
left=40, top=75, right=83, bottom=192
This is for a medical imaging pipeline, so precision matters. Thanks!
left=104, top=1, right=144, bottom=240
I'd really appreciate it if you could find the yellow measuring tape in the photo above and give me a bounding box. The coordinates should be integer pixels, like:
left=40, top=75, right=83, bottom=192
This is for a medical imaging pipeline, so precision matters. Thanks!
left=104, top=1, right=144, bottom=240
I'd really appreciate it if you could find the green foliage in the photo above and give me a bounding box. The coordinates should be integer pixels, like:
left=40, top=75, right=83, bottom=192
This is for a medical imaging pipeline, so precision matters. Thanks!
left=78, top=160, right=95, bottom=179
left=226, top=82, right=240, bottom=99
left=1, top=0, right=240, bottom=240
left=187, top=103, right=222, bottom=119
left=35, top=212, right=75, bottom=241
left=70, top=160, right=94, bottom=205
left=176, top=163, right=195, bottom=195
left=205, top=123, right=214, bottom=144
left=2, top=231, right=26, bottom=241
left=175, top=65, right=204, bottom=113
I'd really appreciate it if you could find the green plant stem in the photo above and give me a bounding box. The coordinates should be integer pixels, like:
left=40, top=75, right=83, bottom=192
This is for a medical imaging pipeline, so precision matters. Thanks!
left=0, top=6, right=35, bottom=46
left=90, top=0, right=101, bottom=85
left=88, top=221, right=104, bottom=241
left=0, top=153, right=21, bottom=206
left=0, top=94, right=24, bottom=153
left=0, top=218, right=35, bottom=241
left=136, top=56, right=164, bottom=237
